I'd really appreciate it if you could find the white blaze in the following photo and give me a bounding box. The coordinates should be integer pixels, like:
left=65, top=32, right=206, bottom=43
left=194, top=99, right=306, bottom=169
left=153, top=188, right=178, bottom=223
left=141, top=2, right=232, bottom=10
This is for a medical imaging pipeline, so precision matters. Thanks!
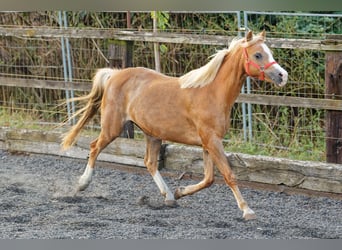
left=261, top=44, right=288, bottom=86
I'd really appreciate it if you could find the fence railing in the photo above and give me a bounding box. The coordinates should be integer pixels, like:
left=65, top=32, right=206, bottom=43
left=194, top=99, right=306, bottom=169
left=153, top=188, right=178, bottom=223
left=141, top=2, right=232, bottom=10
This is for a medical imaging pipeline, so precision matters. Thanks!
left=0, top=11, right=342, bottom=163
left=0, top=26, right=341, bottom=50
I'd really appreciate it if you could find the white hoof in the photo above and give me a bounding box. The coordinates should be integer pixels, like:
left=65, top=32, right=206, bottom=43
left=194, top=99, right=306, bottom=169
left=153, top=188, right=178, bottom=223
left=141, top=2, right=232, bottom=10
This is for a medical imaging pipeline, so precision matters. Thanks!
left=243, top=208, right=256, bottom=220
left=77, top=165, right=94, bottom=192
left=164, top=199, right=178, bottom=208
left=77, top=178, right=91, bottom=192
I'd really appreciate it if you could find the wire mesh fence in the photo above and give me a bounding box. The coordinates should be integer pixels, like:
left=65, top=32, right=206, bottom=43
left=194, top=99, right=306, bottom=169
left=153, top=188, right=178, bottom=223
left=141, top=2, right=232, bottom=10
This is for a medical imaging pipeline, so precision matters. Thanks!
left=0, top=11, right=341, bottom=162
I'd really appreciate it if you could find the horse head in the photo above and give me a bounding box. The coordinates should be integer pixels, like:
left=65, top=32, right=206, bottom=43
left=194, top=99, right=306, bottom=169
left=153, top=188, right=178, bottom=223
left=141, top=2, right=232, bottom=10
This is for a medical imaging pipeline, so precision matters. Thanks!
left=243, top=30, right=288, bottom=87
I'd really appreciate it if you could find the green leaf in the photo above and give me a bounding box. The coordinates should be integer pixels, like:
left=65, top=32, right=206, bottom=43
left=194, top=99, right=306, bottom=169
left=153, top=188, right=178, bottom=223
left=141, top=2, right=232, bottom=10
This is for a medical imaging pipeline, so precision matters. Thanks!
left=159, top=44, right=168, bottom=54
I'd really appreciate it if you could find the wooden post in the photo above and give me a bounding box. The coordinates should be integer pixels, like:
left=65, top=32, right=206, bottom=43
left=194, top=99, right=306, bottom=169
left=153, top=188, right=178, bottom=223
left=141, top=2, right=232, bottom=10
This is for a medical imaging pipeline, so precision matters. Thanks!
left=108, top=40, right=134, bottom=139
left=108, top=42, right=125, bottom=68
left=325, top=35, right=342, bottom=163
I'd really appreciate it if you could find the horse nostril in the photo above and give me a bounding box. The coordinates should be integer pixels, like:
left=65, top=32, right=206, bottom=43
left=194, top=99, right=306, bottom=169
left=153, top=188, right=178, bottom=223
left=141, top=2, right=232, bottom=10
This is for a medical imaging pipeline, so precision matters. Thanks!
left=279, top=72, right=283, bottom=77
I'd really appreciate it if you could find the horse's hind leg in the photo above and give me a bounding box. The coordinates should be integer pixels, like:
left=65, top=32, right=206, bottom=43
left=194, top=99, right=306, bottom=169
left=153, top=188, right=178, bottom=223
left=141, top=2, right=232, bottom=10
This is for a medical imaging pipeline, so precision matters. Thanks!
left=77, top=109, right=124, bottom=192
left=174, top=149, right=214, bottom=199
left=77, top=132, right=116, bottom=192
left=144, top=135, right=176, bottom=207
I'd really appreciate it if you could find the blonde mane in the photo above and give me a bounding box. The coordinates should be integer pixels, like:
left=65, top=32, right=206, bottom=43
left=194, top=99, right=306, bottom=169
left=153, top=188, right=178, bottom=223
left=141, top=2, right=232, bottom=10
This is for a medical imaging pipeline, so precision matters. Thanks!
left=179, top=34, right=264, bottom=88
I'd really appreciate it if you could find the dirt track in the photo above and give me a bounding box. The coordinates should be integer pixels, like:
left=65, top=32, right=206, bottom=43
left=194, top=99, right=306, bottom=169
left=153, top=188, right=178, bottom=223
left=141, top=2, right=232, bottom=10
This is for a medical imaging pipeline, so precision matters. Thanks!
left=0, top=150, right=341, bottom=239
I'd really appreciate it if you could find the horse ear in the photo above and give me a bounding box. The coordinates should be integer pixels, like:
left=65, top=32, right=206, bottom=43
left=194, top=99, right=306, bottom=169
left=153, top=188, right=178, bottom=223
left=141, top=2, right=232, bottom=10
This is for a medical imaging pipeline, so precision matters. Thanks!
left=246, top=30, right=253, bottom=42
left=259, top=30, right=266, bottom=40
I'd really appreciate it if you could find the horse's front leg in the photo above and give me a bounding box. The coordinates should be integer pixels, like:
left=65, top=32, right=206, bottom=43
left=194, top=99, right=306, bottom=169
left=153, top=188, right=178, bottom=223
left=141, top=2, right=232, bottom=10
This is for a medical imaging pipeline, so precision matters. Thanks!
left=204, top=134, right=256, bottom=220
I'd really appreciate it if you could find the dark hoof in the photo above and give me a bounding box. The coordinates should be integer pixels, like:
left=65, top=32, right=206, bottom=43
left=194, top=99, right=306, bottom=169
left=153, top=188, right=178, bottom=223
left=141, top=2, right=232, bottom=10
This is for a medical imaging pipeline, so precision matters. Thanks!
left=76, top=184, right=87, bottom=192
left=164, top=199, right=178, bottom=208
left=137, top=195, right=150, bottom=205
left=174, top=186, right=186, bottom=200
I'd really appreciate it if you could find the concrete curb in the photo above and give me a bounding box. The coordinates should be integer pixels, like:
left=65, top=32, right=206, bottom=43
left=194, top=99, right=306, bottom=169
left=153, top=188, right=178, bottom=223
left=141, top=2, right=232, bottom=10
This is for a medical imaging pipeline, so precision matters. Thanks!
left=1, top=127, right=342, bottom=194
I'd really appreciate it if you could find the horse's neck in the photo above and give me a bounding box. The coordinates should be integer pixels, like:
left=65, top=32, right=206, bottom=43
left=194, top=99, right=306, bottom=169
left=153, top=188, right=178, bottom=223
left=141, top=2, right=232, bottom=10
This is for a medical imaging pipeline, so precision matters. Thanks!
left=212, top=49, right=246, bottom=106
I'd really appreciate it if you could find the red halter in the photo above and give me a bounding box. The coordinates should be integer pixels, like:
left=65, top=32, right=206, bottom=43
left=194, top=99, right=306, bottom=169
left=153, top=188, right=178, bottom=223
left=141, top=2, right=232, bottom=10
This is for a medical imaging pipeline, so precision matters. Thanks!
left=243, top=47, right=277, bottom=81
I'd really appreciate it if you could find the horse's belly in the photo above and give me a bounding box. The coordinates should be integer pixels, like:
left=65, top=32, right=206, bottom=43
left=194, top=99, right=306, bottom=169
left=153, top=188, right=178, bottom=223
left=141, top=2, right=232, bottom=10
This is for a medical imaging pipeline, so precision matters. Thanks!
left=130, top=110, right=202, bottom=146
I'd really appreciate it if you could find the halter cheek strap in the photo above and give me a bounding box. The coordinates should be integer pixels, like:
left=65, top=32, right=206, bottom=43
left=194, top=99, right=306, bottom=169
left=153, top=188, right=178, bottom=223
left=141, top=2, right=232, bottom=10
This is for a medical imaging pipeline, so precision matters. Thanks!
left=243, top=48, right=277, bottom=81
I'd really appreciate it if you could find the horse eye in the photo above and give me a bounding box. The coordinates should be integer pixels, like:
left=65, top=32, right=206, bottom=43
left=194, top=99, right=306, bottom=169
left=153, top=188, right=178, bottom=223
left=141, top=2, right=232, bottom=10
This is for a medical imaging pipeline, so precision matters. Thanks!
left=254, top=53, right=262, bottom=60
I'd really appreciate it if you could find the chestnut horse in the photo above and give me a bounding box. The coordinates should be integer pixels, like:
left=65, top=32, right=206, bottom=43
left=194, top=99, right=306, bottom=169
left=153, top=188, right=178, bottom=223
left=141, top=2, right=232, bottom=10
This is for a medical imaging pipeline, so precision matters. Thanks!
left=62, top=30, right=288, bottom=220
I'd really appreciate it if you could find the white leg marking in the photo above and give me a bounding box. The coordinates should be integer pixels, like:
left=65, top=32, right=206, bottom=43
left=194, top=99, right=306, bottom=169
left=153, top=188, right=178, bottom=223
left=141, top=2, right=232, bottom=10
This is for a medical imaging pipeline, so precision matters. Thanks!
left=78, top=164, right=94, bottom=191
left=152, top=171, right=175, bottom=201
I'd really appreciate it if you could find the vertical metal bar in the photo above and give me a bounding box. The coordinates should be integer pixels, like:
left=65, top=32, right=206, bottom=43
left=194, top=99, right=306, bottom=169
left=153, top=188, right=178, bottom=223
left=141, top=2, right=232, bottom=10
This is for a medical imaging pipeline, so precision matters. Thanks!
left=237, top=11, right=241, bottom=37
left=63, top=11, right=76, bottom=124
left=241, top=84, right=247, bottom=141
left=241, top=12, right=248, bottom=141
left=58, top=11, right=72, bottom=125
left=246, top=77, right=253, bottom=140
left=244, top=11, right=253, bottom=141
left=240, top=11, right=247, bottom=141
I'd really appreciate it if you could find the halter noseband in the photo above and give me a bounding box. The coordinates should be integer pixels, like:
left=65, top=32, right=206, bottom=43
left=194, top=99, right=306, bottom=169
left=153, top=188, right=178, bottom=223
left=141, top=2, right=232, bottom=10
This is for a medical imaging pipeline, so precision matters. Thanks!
left=243, top=47, right=277, bottom=81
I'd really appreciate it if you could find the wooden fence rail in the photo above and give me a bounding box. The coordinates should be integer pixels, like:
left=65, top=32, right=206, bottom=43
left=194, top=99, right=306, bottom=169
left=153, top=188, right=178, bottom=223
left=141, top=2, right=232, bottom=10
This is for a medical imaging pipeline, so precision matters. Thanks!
left=0, top=26, right=342, bottom=51
left=1, top=77, right=342, bottom=111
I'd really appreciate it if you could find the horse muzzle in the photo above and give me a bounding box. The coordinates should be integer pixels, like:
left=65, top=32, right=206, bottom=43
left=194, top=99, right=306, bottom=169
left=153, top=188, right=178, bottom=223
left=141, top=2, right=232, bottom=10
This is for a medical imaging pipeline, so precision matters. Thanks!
left=266, top=65, right=288, bottom=87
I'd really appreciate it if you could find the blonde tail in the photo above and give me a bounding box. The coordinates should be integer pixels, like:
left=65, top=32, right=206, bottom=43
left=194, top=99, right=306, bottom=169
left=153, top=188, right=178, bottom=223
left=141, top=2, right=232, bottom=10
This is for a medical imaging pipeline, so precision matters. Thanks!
left=61, top=68, right=115, bottom=150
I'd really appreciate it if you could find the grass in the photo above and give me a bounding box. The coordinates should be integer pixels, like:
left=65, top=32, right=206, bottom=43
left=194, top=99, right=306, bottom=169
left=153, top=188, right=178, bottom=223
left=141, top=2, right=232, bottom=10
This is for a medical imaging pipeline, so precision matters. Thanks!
left=0, top=107, right=42, bottom=129
left=223, top=134, right=325, bottom=162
